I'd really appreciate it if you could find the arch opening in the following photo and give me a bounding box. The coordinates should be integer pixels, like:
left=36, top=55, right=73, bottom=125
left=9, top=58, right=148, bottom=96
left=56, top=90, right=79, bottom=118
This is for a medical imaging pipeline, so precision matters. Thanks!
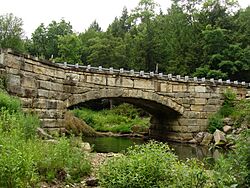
left=68, top=96, right=182, bottom=141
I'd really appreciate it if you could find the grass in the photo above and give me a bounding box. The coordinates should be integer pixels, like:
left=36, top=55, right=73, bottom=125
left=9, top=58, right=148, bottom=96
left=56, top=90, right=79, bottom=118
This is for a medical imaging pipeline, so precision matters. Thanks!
left=0, top=91, right=91, bottom=187
left=72, top=103, right=150, bottom=134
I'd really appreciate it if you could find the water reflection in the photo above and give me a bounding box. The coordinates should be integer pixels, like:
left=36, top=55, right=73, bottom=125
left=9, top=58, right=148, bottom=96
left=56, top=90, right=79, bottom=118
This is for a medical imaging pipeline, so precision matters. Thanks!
left=83, top=136, right=216, bottom=160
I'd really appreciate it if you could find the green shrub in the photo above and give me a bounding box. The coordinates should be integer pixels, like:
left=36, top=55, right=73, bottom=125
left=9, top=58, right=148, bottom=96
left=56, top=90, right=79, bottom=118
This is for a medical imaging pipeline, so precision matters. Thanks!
left=37, top=137, right=91, bottom=182
left=0, top=91, right=91, bottom=186
left=0, top=76, right=6, bottom=90
left=208, top=114, right=223, bottom=133
left=98, top=141, right=208, bottom=188
left=0, top=91, right=21, bottom=112
left=211, top=130, right=250, bottom=187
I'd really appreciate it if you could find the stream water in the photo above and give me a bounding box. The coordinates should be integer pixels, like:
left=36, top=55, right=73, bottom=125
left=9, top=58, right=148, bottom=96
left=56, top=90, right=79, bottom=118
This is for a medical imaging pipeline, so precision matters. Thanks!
left=83, top=136, right=218, bottom=161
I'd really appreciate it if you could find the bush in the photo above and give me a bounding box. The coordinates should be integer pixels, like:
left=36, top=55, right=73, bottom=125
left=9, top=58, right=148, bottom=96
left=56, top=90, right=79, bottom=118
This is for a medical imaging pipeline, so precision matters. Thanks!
left=36, top=137, right=91, bottom=182
left=208, top=114, right=224, bottom=133
left=0, top=91, right=21, bottom=112
left=0, top=91, right=91, bottom=186
left=208, top=89, right=236, bottom=133
left=98, top=141, right=208, bottom=188
left=210, top=130, right=250, bottom=187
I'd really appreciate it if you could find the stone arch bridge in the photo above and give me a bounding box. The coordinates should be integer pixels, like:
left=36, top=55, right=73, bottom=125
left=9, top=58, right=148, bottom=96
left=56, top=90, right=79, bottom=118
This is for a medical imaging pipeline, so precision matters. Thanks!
left=0, top=49, right=249, bottom=142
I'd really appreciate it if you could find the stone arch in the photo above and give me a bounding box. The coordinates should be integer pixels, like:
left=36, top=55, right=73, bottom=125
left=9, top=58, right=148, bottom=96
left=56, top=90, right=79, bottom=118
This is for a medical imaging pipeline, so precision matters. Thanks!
left=65, top=88, right=185, bottom=115
left=65, top=88, right=187, bottom=141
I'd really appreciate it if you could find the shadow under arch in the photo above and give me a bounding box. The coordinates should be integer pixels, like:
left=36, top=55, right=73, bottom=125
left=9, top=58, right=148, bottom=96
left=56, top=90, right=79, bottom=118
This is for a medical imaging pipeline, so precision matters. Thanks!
left=65, top=88, right=187, bottom=141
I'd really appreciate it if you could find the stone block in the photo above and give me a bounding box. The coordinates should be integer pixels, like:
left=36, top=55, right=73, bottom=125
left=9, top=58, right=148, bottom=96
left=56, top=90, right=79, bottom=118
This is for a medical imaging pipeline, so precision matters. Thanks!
left=107, top=77, right=116, bottom=86
left=22, top=63, right=33, bottom=72
left=204, top=105, right=219, bottom=112
left=171, top=126, right=188, bottom=132
left=86, top=74, right=106, bottom=85
left=187, top=85, right=195, bottom=92
left=195, top=93, right=211, bottom=98
left=207, top=99, right=220, bottom=105
left=38, top=80, right=52, bottom=90
left=195, top=86, right=206, bottom=93
left=183, top=111, right=200, bottom=118
left=6, top=57, right=21, bottom=69
left=33, top=65, right=46, bottom=75
left=214, top=129, right=226, bottom=145
left=22, top=88, right=37, bottom=98
left=134, top=79, right=154, bottom=90
left=21, top=76, right=36, bottom=88
left=121, top=77, right=133, bottom=88
left=51, top=82, right=63, bottom=92
left=160, top=83, right=172, bottom=92
left=38, top=89, right=49, bottom=98
left=172, top=85, right=183, bottom=92
left=200, top=132, right=213, bottom=145
left=7, top=74, right=20, bottom=86
left=20, top=98, right=33, bottom=108
left=7, top=67, right=19, bottom=75
left=54, top=70, right=65, bottom=79
left=191, top=105, right=204, bottom=112
left=178, top=118, right=198, bottom=126
left=187, top=126, right=200, bottom=132
left=194, top=98, right=207, bottom=105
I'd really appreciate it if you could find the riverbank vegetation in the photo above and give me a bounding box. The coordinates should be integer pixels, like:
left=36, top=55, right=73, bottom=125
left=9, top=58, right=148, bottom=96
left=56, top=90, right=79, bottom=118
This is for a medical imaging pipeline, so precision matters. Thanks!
left=72, top=103, right=150, bottom=134
left=98, top=130, right=249, bottom=187
left=0, top=84, right=249, bottom=187
left=208, top=89, right=250, bottom=134
left=0, top=90, right=91, bottom=187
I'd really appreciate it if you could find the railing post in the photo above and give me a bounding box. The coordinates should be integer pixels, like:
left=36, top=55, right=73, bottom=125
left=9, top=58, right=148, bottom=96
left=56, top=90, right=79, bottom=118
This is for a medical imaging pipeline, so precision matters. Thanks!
left=140, top=71, right=144, bottom=76
left=109, top=67, right=113, bottom=73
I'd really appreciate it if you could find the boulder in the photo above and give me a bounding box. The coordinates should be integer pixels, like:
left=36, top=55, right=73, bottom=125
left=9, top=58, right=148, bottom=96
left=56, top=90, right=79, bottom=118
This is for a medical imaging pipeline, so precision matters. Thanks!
left=188, top=138, right=198, bottom=144
left=194, top=132, right=205, bottom=143
left=37, top=127, right=53, bottom=139
left=86, top=177, right=99, bottom=186
left=223, top=117, right=233, bottom=126
left=80, top=142, right=92, bottom=152
left=223, top=125, right=232, bottom=133
left=200, top=132, right=213, bottom=146
left=213, top=129, right=227, bottom=145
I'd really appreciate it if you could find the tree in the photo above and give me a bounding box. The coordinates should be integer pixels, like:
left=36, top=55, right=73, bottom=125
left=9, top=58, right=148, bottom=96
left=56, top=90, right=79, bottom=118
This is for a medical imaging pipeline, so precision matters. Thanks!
left=28, top=19, right=73, bottom=59
left=88, top=20, right=102, bottom=32
left=107, top=7, right=131, bottom=38
left=56, top=34, right=82, bottom=64
left=0, top=13, right=24, bottom=52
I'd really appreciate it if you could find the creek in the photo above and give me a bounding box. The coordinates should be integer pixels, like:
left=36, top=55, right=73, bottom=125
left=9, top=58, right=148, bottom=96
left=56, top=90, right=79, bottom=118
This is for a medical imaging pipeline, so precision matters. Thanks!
left=82, top=136, right=219, bottom=161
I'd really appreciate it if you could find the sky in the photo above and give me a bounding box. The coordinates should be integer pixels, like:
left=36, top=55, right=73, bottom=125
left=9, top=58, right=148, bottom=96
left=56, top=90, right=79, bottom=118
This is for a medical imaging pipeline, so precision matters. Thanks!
left=0, top=0, right=249, bottom=38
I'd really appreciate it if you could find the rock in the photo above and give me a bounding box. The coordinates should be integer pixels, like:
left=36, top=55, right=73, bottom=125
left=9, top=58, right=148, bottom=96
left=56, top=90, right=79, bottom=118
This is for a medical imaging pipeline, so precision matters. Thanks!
left=64, top=112, right=98, bottom=137
left=188, top=138, right=198, bottom=144
left=37, top=127, right=53, bottom=139
left=223, top=125, right=232, bottom=133
left=200, top=132, right=213, bottom=146
left=194, top=132, right=205, bottom=143
left=213, top=129, right=227, bottom=145
left=223, top=117, right=233, bottom=126
left=80, top=142, right=92, bottom=152
left=212, top=149, right=222, bottom=160
left=44, top=139, right=59, bottom=144
left=86, top=177, right=99, bottom=186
